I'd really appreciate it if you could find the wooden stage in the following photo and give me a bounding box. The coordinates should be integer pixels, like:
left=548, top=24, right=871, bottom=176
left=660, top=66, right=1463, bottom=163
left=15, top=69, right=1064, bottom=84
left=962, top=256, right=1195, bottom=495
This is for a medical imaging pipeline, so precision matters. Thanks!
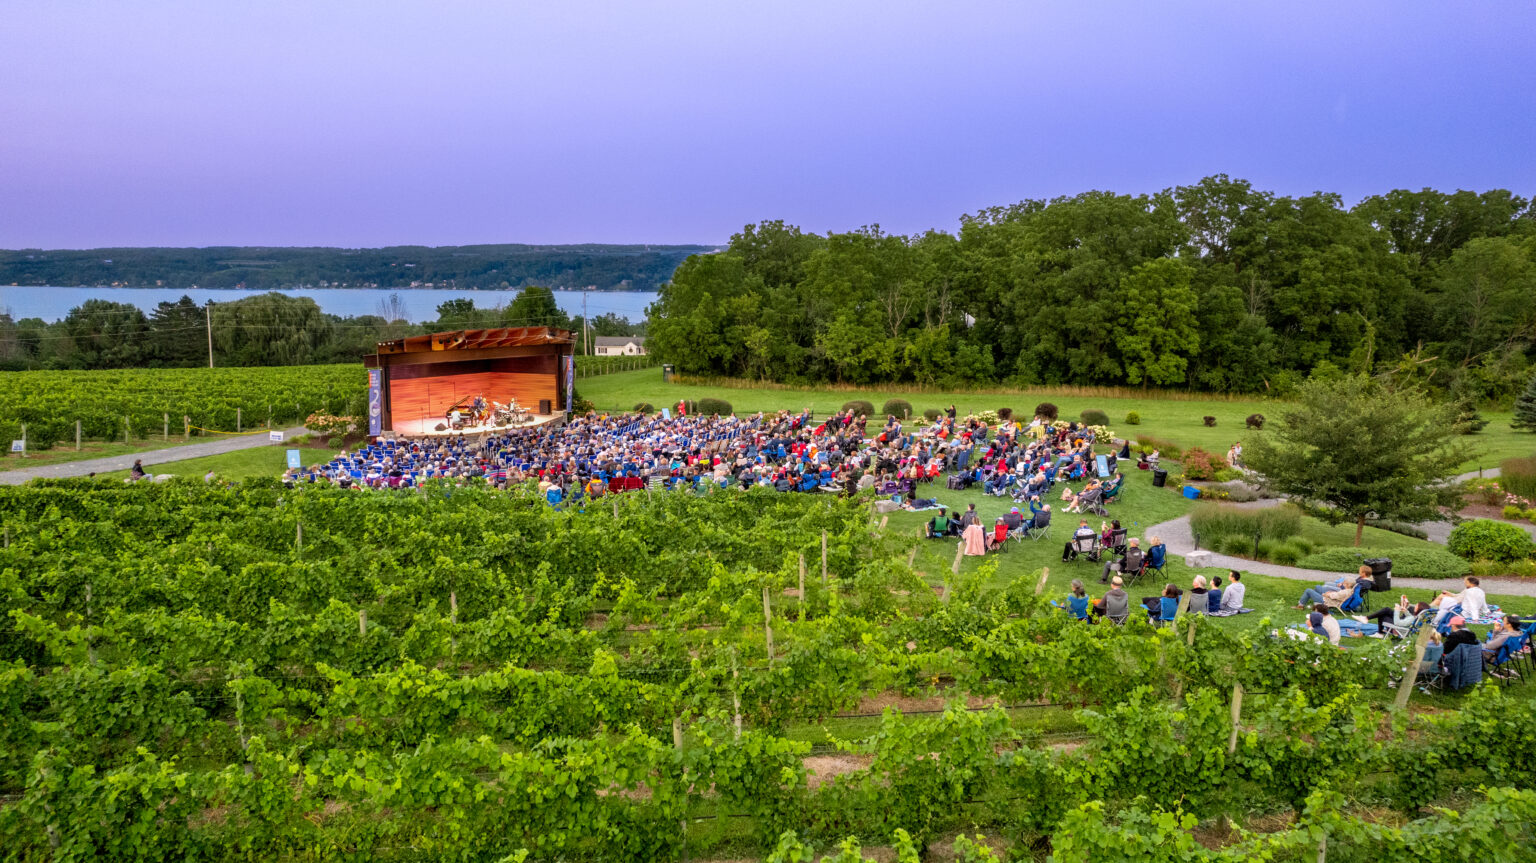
left=389, top=411, right=566, bottom=439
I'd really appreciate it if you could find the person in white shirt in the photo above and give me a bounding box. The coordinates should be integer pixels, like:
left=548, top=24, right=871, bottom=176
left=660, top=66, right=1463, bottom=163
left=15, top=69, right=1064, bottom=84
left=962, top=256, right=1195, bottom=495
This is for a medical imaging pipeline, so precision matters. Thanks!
left=1432, top=576, right=1489, bottom=628
left=1219, top=570, right=1246, bottom=612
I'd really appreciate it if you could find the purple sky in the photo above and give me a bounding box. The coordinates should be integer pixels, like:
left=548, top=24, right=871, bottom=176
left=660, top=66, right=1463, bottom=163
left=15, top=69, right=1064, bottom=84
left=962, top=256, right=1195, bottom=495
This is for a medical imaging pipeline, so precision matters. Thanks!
left=3, top=1, right=1533, bottom=248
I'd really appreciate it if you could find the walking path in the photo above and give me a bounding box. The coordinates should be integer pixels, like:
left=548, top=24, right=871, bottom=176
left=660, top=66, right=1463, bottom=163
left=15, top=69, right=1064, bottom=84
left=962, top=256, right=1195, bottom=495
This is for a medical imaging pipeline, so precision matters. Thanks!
left=1143, top=466, right=1536, bottom=600
left=0, top=426, right=310, bottom=486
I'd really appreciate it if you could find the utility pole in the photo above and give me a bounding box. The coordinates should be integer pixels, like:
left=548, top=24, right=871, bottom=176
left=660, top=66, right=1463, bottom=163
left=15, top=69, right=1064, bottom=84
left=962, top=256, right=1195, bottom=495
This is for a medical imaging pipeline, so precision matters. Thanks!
left=582, top=292, right=588, bottom=356
left=206, top=301, right=214, bottom=368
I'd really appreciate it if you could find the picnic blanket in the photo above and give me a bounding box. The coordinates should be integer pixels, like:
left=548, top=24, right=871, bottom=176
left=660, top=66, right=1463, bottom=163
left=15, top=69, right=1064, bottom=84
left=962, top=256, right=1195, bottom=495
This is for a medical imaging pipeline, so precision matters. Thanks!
left=1460, top=605, right=1505, bottom=627
left=906, top=500, right=947, bottom=512
left=1206, top=607, right=1253, bottom=617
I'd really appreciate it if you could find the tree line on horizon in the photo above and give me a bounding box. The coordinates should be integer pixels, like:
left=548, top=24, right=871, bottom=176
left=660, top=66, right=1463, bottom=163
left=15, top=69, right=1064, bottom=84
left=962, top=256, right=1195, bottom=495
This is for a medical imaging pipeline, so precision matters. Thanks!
left=0, top=286, right=642, bottom=370
left=0, top=243, right=714, bottom=292
left=647, top=177, right=1536, bottom=402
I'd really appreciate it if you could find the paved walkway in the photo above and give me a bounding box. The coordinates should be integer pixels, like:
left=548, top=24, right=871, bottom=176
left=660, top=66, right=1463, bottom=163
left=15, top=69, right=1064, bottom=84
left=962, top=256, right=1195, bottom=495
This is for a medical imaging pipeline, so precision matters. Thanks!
left=0, top=426, right=310, bottom=486
left=1143, top=464, right=1536, bottom=600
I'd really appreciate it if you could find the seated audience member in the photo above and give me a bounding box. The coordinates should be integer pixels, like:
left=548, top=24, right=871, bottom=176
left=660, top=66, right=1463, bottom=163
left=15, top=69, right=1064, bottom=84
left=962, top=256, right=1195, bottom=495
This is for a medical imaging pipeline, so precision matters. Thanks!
left=1099, top=537, right=1143, bottom=584
left=1432, top=576, right=1490, bottom=628
left=924, top=508, right=955, bottom=539
left=1483, top=616, right=1525, bottom=678
left=1143, top=583, right=1182, bottom=622
left=1218, top=571, right=1245, bottom=612
left=1355, top=595, right=1429, bottom=635
left=1296, top=578, right=1354, bottom=610
left=1416, top=632, right=1445, bottom=679
left=1206, top=576, right=1223, bottom=614
left=1095, top=575, right=1130, bottom=622
left=959, top=503, right=981, bottom=527
left=1061, top=519, right=1096, bottom=562
left=1065, top=579, right=1091, bottom=620
left=1309, top=603, right=1342, bottom=646
left=1002, top=506, right=1025, bottom=533
left=1187, top=575, right=1209, bottom=614
left=1442, top=616, right=1478, bottom=655
left=1027, top=504, right=1051, bottom=536
left=986, top=517, right=1010, bottom=550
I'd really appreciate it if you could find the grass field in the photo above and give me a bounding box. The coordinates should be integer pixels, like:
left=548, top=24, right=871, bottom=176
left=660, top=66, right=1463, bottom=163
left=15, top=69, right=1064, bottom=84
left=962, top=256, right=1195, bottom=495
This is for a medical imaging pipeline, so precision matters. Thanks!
left=580, top=369, right=1533, bottom=472
left=0, top=435, right=219, bottom=472
left=96, top=437, right=337, bottom=481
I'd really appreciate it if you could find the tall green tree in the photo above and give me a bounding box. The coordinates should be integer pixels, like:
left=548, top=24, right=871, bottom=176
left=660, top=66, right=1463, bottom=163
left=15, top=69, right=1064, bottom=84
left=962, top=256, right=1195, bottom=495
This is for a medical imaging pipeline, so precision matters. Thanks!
left=1113, top=258, right=1200, bottom=386
left=1243, top=376, right=1473, bottom=545
left=1513, top=372, right=1536, bottom=432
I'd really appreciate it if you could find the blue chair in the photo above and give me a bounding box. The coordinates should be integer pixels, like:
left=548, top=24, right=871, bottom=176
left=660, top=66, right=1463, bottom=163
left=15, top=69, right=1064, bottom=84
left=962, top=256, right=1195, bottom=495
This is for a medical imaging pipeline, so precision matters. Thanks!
left=1145, top=544, right=1167, bottom=578
left=1485, top=632, right=1529, bottom=685
left=1337, top=583, right=1367, bottom=615
left=1153, top=596, right=1179, bottom=627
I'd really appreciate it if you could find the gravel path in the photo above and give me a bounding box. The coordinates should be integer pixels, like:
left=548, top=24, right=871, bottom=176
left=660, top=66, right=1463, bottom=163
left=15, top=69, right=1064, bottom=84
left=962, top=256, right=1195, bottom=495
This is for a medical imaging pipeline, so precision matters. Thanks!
left=0, top=426, right=310, bottom=486
left=1143, top=464, right=1536, bottom=600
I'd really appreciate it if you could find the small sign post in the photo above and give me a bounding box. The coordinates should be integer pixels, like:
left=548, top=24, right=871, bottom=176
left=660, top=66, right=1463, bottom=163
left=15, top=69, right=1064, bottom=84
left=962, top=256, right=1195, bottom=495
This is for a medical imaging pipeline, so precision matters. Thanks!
left=286, top=449, right=302, bottom=470
left=269, top=430, right=285, bottom=444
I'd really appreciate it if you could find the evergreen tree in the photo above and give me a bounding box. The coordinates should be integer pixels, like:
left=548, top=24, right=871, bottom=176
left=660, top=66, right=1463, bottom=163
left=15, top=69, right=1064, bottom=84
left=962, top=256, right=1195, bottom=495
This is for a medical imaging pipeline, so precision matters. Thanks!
left=1513, top=372, right=1536, bottom=432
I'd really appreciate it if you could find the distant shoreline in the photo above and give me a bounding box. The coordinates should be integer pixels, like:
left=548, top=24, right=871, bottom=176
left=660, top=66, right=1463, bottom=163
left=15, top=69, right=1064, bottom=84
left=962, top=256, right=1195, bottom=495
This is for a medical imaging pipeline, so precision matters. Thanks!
left=15, top=285, right=657, bottom=292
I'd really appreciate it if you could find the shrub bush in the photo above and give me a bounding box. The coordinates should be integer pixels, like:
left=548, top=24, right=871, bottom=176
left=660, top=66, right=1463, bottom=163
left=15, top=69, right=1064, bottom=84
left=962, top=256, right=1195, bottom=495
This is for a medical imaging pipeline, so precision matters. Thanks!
left=1366, top=520, right=1429, bottom=540
left=1501, top=455, right=1536, bottom=501
left=842, top=400, right=876, bottom=417
left=923, top=408, right=942, bottom=421
left=1245, top=413, right=1265, bottom=429
left=1124, top=410, right=1141, bottom=425
left=1447, top=519, right=1536, bottom=562
left=1080, top=409, right=1109, bottom=426
left=1270, top=543, right=1304, bottom=566
left=1210, top=480, right=1260, bottom=503
left=696, top=397, right=733, bottom=416
left=633, top=402, right=655, bottom=415
left=1203, top=415, right=1217, bottom=427
left=1221, top=534, right=1254, bottom=556
left=1190, top=502, right=1301, bottom=542
left=1034, top=402, right=1059, bottom=421
left=1503, top=504, right=1525, bottom=520
left=1300, top=547, right=1471, bottom=578
left=1180, top=447, right=1229, bottom=481
left=1134, top=436, right=1184, bottom=460
left=304, top=412, right=357, bottom=438
left=1212, top=467, right=1243, bottom=483
left=997, top=407, right=1013, bottom=421
left=1471, top=558, right=1536, bottom=579
left=882, top=398, right=913, bottom=419
left=1465, top=478, right=1506, bottom=507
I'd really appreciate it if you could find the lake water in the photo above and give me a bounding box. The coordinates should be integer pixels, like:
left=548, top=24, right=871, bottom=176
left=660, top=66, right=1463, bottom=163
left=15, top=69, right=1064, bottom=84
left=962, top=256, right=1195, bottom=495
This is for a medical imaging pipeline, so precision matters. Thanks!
left=0, top=286, right=660, bottom=324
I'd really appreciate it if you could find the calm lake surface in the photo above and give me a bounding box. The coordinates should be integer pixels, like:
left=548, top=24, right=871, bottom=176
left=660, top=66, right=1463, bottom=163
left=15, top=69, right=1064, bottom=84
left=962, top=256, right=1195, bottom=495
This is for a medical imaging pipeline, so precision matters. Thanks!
left=0, top=287, right=660, bottom=324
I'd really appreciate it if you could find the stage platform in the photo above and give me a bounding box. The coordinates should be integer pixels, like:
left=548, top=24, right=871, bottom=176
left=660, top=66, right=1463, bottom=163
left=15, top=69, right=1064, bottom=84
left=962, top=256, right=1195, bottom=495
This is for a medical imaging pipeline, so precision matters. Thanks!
left=390, top=411, right=566, bottom=438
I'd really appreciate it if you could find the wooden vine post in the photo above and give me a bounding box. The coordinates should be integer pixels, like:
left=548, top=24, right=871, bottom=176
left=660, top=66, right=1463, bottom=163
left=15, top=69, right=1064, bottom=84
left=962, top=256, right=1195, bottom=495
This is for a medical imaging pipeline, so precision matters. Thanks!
left=821, top=530, right=828, bottom=584
left=449, top=591, right=458, bottom=655
left=1227, top=683, right=1244, bottom=755
left=1394, top=618, right=1437, bottom=713
left=731, top=647, right=743, bottom=739
left=358, top=610, right=367, bottom=636
left=762, top=586, right=774, bottom=663
left=797, top=553, right=806, bottom=622
left=75, top=420, right=81, bottom=451
left=163, top=413, right=169, bottom=441
left=295, top=519, right=303, bottom=551
left=673, top=716, right=688, bottom=863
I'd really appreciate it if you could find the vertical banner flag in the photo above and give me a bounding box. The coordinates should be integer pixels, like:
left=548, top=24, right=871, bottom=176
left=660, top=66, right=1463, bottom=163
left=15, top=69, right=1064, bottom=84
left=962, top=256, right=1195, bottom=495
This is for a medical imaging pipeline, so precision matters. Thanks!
left=565, top=354, right=575, bottom=411
left=367, top=369, right=383, bottom=435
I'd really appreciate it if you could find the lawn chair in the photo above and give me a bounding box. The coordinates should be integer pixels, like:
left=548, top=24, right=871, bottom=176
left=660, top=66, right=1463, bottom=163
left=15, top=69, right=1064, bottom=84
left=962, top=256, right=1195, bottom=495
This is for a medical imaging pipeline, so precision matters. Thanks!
left=1382, top=608, right=1434, bottom=640
left=1066, top=594, right=1090, bottom=621
left=1023, top=519, right=1053, bottom=542
left=1101, top=482, right=1123, bottom=506
left=1439, top=642, right=1483, bottom=692
left=1151, top=596, right=1179, bottom=628
left=1485, top=632, right=1529, bottom=685
left=1144, top=544, right=1166, bottom=580
left=1068, top=532, right=1102, bottom=563
left=1080, top=489, right=1108, bottom=517
left=1108, top=528, right=1128, bottom=556
left=1326, top=583, right=1368, bottom=617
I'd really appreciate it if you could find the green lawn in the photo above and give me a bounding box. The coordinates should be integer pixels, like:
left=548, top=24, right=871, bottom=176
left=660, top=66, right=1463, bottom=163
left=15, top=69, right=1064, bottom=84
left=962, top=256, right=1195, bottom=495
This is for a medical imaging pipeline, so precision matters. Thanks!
left=579, top=369, right=1533, bottom=473
left=0, top=435, right=219, bottom=472
left=96, top=439, right=337, bottom=481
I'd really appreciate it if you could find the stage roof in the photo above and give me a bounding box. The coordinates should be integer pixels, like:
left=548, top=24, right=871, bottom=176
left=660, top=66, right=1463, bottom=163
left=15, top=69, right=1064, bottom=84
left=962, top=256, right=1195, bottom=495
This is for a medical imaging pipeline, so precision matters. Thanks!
left=376, top=326, right=575, bottom=355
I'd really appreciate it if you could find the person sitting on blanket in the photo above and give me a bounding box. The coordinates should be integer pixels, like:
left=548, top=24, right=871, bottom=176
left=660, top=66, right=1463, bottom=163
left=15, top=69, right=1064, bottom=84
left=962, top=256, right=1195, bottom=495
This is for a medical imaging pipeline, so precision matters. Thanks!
left=959, top=503, right=981, bottom=528
left=1062, top=519, right=1096, bottom=562
left=924, top=508, right=955, bottom=539
left=1309, top=603, right=1342, bottom=646
left=1099, top=537, right=1143, bottom=584
left=1432, top=576, right=1490, bottom=629
left=1143, top=583, right=1182, bottom=622
left=1206, top=576, right=1223, bottom=614
left=1483, top=615, right=1525, bottom=678
left=1217, top=571, right=1246, bottom=615
left=1442, top=616, right=1478, bottom=655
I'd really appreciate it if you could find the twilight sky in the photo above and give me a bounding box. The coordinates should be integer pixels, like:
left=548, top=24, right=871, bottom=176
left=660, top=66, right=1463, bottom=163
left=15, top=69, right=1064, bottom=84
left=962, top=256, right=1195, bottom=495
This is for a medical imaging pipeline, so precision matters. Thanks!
left=2, top=1, right=1533, bottom=248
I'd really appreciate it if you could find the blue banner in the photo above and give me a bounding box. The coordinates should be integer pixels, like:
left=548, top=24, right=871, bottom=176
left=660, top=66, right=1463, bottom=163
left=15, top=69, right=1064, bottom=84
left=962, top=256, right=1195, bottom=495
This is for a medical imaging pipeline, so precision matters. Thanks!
left=565, top=353, right=575, bottom=411
left=367, top=369, right=382, bottom=435
left=286, top=449, right=302, bottom=469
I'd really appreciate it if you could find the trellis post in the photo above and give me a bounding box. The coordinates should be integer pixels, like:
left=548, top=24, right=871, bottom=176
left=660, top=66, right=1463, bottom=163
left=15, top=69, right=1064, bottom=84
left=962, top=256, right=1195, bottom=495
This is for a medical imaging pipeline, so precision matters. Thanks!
left=762, top=586, right=774, bottom=662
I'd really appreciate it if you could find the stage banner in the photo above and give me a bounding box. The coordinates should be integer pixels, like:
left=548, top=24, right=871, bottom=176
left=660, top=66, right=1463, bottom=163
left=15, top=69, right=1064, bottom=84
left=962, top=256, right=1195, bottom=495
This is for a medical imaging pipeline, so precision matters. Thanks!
left=367, top=369, right=382, bottom=435
left=565, top=354, right=575, bottom=410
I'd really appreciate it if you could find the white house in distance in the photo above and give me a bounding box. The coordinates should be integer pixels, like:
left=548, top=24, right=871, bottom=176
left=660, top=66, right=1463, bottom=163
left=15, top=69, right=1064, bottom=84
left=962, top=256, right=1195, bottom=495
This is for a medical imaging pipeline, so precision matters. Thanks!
left=593, top=335, right=647, bottom=356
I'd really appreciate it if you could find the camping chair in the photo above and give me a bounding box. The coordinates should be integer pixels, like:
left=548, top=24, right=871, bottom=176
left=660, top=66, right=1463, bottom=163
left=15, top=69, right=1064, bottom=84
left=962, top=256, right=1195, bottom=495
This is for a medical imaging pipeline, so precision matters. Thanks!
left=1108, top=528, right=1128, bottom=556
left=1485, top=632, right=1529, bottom=685
left=1080, top=489, right=1108, bottom=517
left=1101, top=482, right=1123, bottom=506
left=1144, top=544, right=1167, bottom=580
left=1067, top=595, right=1090, bottom=621
left=1326, top=583, right=1368, bottom=617
left=1439, top=642, right=1483, bottom=692
left=1069, top=533, right=1102, bottom=563
left=1382, top=608, right=1434, bottom=640
left=1152, top=596, right=1180, bottom=628
left=1024, top=519, right=1053, bottom=542
left=987, top=522, right=1011, bottom=552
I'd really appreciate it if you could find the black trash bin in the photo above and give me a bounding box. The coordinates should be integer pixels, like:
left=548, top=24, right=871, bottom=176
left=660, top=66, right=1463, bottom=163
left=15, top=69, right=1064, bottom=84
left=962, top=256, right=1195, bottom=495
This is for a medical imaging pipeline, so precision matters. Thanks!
left=662, top=363, right=674, bottom=383
left=1364, top=557, right=1392, bottom=591
left=1152, top=468, right=1168, bottom=488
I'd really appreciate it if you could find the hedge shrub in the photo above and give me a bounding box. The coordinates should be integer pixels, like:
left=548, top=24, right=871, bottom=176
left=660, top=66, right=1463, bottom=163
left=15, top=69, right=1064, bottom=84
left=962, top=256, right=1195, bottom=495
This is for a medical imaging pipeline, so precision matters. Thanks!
left=1190, top=502, right=1301, bottom=542
left=997, top=407, right=1013, bottom=421
left=842, top=400, right=876, bottom=417
left=1034, top=402, right=1059, bottom=421
left=1181, top=447, right=1228, bottom=481
left=923, top=408, right=942, bottom=421
left=1124, top=410, right=1141, bottom=425
left=1300, top=546, right=1472, bottom=578
left=633, top=402, right=655, bottom=415
left=696, top=397, right=733, bottom=416
left=1080, top=409, right=1109, bottom=426
left=882, top=398, right=913, bottom=419
left=1447, top=519, right=1536, bottom=562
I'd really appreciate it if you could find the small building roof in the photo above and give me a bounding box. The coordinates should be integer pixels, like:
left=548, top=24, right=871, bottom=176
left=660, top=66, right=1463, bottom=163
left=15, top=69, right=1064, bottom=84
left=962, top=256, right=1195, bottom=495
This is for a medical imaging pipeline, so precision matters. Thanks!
left=593, top=335, right=646, bottom=347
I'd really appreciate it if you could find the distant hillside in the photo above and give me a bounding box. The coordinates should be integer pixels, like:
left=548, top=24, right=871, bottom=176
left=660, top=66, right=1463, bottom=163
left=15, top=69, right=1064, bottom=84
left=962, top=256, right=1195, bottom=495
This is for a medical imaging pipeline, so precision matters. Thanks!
left=0, top=244, right=719, bottom=291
